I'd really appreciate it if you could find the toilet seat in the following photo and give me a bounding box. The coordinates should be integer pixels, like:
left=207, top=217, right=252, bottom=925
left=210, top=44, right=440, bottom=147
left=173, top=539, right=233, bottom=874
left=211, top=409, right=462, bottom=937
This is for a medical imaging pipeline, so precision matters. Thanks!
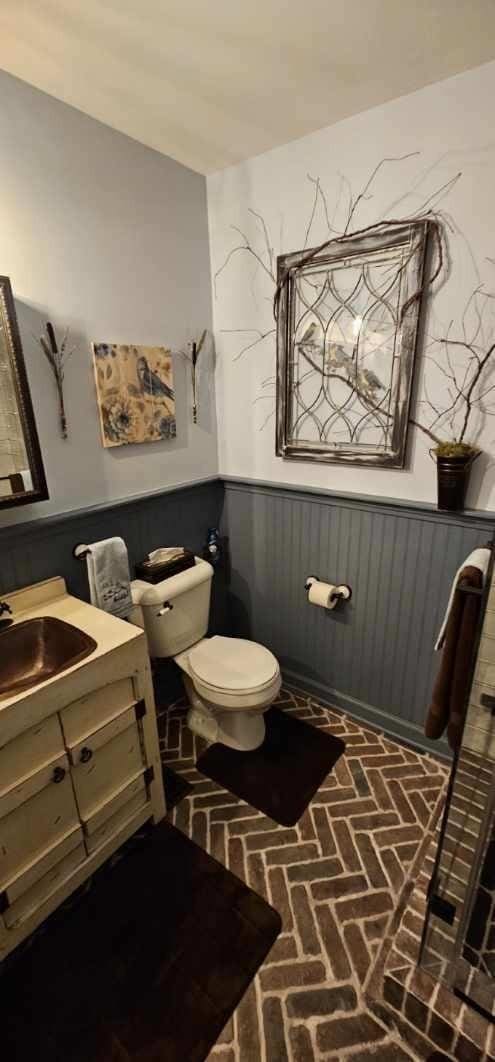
left=188, top=636, right=280, bottom=710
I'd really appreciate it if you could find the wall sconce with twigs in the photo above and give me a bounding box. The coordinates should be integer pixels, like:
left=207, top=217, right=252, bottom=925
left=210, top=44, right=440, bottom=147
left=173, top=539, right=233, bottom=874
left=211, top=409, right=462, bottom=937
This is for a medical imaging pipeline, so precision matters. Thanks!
left=37, top=322, right=76, bottom=439
left=180, top=329, right=207, bottom=424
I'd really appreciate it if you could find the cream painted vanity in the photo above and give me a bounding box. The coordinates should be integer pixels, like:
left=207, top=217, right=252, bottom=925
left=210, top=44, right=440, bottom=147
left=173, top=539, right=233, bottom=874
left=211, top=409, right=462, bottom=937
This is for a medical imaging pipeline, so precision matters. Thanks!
left=0, top=577, right=166, bottom=960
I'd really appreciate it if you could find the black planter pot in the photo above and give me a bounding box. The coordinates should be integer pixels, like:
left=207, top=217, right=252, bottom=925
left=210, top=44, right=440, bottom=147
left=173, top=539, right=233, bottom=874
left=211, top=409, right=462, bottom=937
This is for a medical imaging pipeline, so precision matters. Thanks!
left=435, top=453, right=477, bottom=512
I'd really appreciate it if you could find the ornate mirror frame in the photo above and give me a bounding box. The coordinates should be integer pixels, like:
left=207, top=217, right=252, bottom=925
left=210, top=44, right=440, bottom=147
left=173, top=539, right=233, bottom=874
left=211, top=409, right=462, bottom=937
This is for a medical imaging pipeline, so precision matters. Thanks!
left=276, top=220, right=430, bottom=468
left=0, top=276, right=48, bottom=508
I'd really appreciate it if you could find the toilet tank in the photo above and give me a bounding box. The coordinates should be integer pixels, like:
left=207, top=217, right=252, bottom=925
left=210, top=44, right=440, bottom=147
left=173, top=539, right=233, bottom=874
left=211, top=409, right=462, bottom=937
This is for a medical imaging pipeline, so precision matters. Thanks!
left=130, top=557, right=214, bottom=658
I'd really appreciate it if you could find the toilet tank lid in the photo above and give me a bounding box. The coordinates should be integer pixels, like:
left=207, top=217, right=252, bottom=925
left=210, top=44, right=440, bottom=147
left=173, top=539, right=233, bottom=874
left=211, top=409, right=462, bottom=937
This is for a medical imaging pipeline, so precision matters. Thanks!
left=131, top=557, right=213, bottom=605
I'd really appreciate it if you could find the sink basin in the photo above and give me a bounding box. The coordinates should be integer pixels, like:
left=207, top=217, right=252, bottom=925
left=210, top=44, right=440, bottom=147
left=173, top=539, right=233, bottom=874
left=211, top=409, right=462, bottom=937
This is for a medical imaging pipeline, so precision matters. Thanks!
left=0, top=616, right=97, bottom=696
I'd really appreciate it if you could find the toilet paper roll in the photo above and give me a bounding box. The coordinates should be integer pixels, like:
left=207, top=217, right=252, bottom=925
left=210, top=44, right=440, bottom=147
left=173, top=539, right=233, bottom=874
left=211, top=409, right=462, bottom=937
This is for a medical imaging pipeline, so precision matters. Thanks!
left=307, top=580, right=340, bottom=610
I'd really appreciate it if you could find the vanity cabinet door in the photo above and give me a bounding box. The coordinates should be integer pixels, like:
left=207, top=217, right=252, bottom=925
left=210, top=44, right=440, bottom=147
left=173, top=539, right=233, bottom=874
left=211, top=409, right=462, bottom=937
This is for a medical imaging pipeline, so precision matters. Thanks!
left=0, top=754, right=80, bottom=895
left=68, top=706, right=147, bottom=822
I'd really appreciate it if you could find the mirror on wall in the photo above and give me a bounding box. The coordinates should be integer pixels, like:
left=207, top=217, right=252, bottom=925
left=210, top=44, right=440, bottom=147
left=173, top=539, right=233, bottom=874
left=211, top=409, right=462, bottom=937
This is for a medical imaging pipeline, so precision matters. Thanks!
left=0, top=276, right=48, bottom=509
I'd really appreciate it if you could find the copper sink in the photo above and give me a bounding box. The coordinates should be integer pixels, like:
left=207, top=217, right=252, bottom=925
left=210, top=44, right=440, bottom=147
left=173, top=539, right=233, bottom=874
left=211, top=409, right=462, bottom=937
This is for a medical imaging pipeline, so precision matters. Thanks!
left=0, top=616, right=97, bottom=697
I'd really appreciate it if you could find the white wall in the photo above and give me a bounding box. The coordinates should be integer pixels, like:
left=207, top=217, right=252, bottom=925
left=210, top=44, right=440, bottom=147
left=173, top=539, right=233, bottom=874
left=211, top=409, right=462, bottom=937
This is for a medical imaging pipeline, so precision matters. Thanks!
left=208, top=61, right=495, bottom=509
left=0, top=70, right=217, bottom=526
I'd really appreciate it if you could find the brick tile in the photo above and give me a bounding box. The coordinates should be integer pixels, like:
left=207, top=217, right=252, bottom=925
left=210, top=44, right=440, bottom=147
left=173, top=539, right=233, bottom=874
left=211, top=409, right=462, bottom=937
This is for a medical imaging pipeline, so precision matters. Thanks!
left=245, top=828, right=297, bottom=851
left=361, top=753, right=405, bottom=768
left=345, top=742, right=387, bottom=756
left=210, top=805, right=260, bottom=822
left=191, top=810, right=207, bottom=849
left=287, top=856, right=343, bottom=882
left=333, top=819, right=362, bottom=872
left=313, top=785, right=358, bottom=804
left=316, top=1013, right=386, bottom=1052
left=387, top=779, right=417, bottom=824
left=262, top=997, right=288, bottom=1062
left=408, top=789, right=431, bottom=826
left=210, top=822, right=226, bottom=866
left=327, top=798, right=379, bottom=818
left=268, top=867, right=293, bottom=931
left=236, top=981, right=261, bottom=1062
left=228, top=836, right=246, bottom=883
left=395, top=841, right=420, bottom=864
left=366, top=767, right=395, bottom=810
left=349, top=760, right=372, bottom=796
left=260, top=960, right=326, bottom=991
left=384, top=974, right=405, bottom=1010
left=455, top=1034, right=483, bottom=1062
left=312, top=806, right=336, bottom=855
left=291, top=885, right=320, bottom=955
left=315, top=905, right=351, bottom=979
left=355, top=832, right=388, bottom=888
left=311, top=872, right=368, bottom=901
left=335, top=758, right=354, bottom=786
left=335, top=890, right=393, bottom=923
left=404, top=991, right=429, bottom=1031
left=382, top=847, right=405, bottom=893
left=266, top=843, right=320, bottom=867
left=348, top=811, right=399, bottom=831
left=297, top=807, right=317, bottom=842
left=287, top=984, right=357, bottom=1018
left=364, top=915, right=389, bottom=941
left=228, top=815, right=281, bottom=836
left=401, top=772, right=443, bottom=790
left=429, top=1012, right=455, bottom=1052
left=343, top=922, right=372, bottom=984
left=374, top=824, right=423, bottom=847
left=289, top=1025, right=314, bottom=1062
left=265, top=934, right=297, bottom=964
left=247, top=852, right=269, bottom=900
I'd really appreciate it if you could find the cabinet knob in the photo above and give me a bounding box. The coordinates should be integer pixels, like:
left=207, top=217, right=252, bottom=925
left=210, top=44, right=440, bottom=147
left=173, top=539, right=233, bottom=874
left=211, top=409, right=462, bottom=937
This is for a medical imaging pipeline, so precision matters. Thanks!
left=52, top=766, right=66, bottom=784
left=80, top=746, right=93, bottom=764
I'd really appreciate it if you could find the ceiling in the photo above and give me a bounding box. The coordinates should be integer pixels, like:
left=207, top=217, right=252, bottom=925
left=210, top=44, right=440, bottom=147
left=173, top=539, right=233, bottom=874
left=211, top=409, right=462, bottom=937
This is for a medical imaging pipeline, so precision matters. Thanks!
left=1, top=1, right=495, bottom=175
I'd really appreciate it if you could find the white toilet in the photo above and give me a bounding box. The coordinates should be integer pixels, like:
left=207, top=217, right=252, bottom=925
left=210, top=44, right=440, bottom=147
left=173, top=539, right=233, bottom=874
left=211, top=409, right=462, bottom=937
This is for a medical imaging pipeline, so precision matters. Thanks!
left=130, top=558, right=281, bottom=751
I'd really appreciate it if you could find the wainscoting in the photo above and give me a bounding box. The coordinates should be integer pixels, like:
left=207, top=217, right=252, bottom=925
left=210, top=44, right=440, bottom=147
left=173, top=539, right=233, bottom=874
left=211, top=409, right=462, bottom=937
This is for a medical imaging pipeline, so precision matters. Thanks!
left=221, top=477, right=495, bottom=753
left=1, top=473, right=494, bottom=754
left=0, top=477, right=223, bottom=603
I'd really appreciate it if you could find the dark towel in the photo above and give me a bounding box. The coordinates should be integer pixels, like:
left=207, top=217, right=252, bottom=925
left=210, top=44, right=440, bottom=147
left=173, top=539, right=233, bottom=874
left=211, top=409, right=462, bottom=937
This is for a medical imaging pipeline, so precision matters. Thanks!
left=425, top=565, right=482, bottom=750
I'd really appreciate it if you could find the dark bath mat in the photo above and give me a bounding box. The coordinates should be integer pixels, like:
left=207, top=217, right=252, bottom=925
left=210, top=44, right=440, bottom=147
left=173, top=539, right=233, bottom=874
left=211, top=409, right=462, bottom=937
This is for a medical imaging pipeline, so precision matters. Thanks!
left=1, top=821, right=281, bottom=1062
left=196, top=706, right=345, bottom=827
left=163, top=763, right=193, bottom=810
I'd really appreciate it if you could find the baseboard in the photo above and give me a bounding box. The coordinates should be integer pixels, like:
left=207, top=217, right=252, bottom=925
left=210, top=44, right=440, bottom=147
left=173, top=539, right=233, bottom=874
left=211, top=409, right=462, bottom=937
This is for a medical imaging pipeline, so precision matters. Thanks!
left=282, top=667, right=451, bottom=762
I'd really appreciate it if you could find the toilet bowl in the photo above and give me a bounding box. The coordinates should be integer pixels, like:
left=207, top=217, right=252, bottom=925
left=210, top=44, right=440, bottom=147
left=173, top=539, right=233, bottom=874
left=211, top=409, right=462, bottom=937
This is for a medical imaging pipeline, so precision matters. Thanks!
left=130, top=559, right=281, bottom=751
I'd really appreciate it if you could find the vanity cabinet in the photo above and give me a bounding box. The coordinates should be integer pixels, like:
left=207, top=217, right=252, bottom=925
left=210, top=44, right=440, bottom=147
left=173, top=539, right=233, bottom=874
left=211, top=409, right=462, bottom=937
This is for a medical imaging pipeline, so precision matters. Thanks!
left=0, top=578, right=166, bottom=961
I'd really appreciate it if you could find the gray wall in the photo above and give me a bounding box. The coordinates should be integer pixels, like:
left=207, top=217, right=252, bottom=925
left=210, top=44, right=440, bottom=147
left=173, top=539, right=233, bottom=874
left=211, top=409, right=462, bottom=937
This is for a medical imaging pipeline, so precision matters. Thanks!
left=221, top=478, right=495, bottom=753
left=0, top=69, right=217, bottom=528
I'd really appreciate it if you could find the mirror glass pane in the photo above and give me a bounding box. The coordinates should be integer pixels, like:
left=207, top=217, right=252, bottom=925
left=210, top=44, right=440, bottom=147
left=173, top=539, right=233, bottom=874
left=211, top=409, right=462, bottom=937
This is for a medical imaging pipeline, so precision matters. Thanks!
left=0, top=306, right=29, bottom=497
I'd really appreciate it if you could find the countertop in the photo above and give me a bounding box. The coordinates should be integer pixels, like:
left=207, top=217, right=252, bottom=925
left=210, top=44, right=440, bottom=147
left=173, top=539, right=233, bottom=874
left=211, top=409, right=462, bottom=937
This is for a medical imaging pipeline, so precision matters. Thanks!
left=0, top=576, right=143, bottom=712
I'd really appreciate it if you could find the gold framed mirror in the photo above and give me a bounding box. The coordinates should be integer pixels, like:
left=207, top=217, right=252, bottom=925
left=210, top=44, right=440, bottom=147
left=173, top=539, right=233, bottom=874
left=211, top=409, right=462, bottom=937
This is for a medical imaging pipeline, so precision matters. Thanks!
left=0, top=276, right=48, bottom=508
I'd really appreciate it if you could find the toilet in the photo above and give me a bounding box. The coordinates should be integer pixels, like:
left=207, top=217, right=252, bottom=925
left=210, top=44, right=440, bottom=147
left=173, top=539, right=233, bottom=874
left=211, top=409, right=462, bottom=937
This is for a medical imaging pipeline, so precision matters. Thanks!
left=130, top=558, right=281, bottom=751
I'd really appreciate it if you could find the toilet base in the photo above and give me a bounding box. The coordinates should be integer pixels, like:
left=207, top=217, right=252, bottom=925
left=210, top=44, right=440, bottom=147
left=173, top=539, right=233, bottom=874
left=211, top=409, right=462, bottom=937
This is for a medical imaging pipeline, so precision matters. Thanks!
left=183, top=674, right=267, bottom=751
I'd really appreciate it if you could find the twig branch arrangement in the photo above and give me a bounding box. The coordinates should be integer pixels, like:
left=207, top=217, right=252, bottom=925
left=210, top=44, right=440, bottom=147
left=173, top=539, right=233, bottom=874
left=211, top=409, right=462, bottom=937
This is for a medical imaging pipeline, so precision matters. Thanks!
left=38, top=322, right=75, bottom=439
left=214, top=153, right=495, bottom=459
left=179, top=329, right=207, bottom=423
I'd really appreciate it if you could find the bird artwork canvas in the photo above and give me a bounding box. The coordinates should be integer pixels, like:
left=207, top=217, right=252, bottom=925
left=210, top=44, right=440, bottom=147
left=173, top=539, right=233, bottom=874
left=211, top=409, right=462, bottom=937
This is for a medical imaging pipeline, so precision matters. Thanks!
left=276, top=221, right=430, bottom=467
left=92, top=343, right=176, bottom=447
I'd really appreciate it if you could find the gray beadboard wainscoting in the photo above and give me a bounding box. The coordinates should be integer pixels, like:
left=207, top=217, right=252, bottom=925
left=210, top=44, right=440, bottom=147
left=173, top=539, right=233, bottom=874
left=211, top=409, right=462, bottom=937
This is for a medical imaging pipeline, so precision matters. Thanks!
left=0, top=477, right=223, bottom=603
left=1, top=472, right=494, bottom=754
left=221, top=477, right=495, bottom=754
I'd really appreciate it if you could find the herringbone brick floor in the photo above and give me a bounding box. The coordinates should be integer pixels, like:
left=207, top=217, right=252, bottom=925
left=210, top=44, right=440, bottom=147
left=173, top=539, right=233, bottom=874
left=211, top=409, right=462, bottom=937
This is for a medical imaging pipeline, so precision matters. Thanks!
left=158, top=685, right=448, bottom=1061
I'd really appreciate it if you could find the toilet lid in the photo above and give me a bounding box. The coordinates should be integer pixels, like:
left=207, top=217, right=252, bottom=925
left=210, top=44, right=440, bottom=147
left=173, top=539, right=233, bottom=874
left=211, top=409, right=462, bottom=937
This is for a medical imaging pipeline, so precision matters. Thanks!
left=189, top=636, right=279, bottom=693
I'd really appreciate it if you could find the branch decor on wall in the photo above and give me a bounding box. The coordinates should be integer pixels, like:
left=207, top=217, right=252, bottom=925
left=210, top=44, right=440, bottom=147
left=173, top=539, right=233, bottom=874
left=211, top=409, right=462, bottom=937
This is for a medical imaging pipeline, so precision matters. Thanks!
left=38, top=321, right=76, bottom=439
left=92, top=343, right=176, bottom=447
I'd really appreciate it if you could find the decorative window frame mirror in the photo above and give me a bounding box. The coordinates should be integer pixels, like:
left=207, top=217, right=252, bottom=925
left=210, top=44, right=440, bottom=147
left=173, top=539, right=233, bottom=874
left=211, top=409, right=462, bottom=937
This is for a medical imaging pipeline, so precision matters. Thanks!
left=275, top=220, right=430, bottom=468
left=0, top=276, right=48, bottom=508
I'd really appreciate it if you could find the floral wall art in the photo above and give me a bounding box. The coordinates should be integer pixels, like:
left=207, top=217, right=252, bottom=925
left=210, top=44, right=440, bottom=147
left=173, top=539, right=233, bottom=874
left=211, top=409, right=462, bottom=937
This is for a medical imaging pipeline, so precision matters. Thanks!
left=92, top=343, right=176, bottom=448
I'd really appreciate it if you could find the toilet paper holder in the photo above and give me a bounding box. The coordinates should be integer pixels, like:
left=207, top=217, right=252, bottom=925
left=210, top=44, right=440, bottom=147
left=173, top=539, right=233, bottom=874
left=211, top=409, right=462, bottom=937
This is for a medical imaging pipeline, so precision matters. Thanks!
left=304, top=575, right=352, bottom=605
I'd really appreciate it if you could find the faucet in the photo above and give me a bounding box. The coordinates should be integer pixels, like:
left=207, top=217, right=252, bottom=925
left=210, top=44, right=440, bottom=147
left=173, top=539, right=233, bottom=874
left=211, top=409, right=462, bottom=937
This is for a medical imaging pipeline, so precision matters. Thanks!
left=0, top=601, right=13, bottom=630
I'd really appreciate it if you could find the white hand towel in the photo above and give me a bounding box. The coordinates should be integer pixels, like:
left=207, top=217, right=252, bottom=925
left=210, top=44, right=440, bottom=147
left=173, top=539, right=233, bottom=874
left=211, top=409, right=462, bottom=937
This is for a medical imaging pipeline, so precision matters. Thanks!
left=435, top=547, right=491, bottom=651
left=86, top=537, right=132, bottom=619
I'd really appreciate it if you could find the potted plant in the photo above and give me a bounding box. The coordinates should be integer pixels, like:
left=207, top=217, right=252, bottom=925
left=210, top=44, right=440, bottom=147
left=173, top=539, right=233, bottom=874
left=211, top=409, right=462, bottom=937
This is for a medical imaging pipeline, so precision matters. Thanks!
left=430, top=441, right=480, bottom=512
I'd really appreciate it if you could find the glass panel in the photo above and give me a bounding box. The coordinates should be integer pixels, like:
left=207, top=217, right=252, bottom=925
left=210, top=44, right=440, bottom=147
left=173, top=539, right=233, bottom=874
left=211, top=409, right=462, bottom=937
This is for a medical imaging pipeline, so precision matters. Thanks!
left=420, top=558, right=495, bottom=1022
